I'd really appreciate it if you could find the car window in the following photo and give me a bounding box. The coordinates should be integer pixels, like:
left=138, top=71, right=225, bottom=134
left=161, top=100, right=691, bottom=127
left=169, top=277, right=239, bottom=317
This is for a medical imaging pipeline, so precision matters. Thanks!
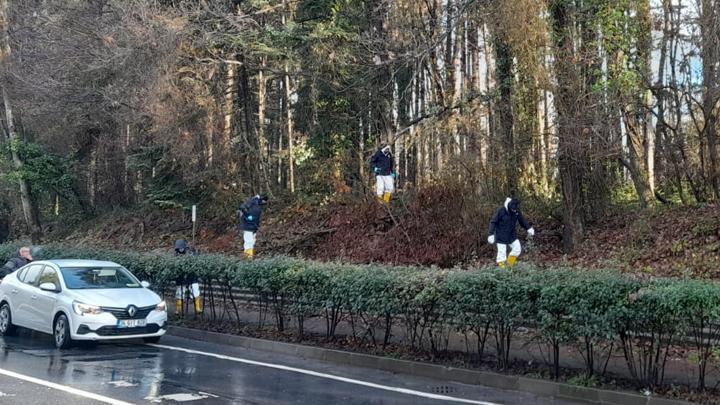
left=59, top=267, right=141, bottom=289
left=20, top=265, right=44, bottom=285
left=37, top=267, right=60, bottom=289
left=16, top=267, right=27, bottom=281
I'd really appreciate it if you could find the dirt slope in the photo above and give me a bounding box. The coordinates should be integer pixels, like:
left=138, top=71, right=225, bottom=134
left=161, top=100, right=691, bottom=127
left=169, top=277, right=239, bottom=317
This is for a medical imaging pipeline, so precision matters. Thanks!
left=50, top=197, right=720, bottom=277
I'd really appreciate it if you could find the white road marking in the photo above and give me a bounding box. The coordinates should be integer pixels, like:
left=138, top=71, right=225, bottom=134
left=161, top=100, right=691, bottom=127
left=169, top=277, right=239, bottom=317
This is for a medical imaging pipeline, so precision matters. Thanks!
left=0, top=391, right=16, bottom=397
left=149, top=343, right=501, bottom=405
left=0, top=367, right=132, bottom=405
left=145, top=393, right=209, bottom=402
left=107, top=380, right=138, bottom=388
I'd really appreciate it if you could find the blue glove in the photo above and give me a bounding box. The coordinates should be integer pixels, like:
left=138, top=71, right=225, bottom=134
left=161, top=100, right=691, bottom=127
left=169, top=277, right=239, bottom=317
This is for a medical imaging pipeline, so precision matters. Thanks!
left=391, top=172, right=397, bottom=179
left=246, top=215, right=254, bottom=221
left=373, top=167, right=380, bottom=174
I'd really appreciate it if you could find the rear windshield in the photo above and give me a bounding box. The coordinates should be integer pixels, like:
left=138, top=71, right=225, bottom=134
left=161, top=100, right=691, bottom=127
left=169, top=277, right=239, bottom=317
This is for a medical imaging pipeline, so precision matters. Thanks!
left=60, top=267, right=141, bottom=289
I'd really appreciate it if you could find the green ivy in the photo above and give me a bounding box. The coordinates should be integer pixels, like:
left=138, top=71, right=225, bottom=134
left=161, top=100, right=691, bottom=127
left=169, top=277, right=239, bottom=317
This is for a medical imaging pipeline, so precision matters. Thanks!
left=0, top=140, right=75, bottom=197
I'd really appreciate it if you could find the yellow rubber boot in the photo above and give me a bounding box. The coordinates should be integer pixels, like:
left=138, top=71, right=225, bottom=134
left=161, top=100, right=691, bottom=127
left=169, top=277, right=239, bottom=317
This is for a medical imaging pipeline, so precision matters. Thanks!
left=507, top=256, right=518, bottom=267
left=383, top=192, right=392, bottom=203
left=175, top=299, right=182, bottom=315
left=194, top=297, right=203, bottom=314
left=244, top=248, right=255, bottom=259
left=498, top=261, right=507, bottom=269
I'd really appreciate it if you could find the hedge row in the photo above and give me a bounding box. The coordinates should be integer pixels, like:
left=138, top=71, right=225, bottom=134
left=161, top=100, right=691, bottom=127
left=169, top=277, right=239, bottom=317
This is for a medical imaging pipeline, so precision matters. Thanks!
left=2, top=243, right=720, bottom=390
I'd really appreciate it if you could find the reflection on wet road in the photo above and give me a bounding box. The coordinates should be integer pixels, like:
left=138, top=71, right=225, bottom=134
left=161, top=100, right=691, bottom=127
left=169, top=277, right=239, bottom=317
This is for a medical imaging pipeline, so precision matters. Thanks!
left=0, top=330, right=583, bottom=404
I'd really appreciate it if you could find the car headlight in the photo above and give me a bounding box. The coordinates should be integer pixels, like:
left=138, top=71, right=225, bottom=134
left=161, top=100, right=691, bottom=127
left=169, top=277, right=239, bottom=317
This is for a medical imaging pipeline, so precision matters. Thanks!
left=72, top=301, right=103, bottom=315
left=155, top=301, right=167, bottom=312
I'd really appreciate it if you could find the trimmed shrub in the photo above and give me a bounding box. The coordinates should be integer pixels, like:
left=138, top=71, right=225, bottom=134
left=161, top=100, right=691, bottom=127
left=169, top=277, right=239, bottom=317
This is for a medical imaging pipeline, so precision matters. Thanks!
left=568, top=270, right=640, bottom=378
left=616, top=280, right=684, bottom=388
left=654, top=279, right=720, bottom=389
left=5, top=243, right=720, bottom=391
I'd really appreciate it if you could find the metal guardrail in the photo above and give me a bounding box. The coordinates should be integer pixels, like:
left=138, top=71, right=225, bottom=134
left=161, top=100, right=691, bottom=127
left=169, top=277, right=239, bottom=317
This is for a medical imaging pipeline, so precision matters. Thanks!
left=163, top=283, right=720, bottom=345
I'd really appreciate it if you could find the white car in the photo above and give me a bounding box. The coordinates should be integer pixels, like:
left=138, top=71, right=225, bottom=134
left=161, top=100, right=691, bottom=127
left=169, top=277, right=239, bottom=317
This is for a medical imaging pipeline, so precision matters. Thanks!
left=0, top=259, right=167, bottom=348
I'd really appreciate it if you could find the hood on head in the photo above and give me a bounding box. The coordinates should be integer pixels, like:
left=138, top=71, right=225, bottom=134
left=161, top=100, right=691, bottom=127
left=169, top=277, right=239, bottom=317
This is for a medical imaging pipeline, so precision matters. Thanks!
left=257, top=194, right=269, bottom=205
left=505, top=197, right=520, bottom=213
left=381, top=145, right=391, bottom=154
left=174, top=239, right=188, bottom=253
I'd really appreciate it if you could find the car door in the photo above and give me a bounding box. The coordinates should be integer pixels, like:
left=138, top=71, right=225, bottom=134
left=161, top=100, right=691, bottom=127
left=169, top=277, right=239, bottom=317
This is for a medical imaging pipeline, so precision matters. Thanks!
left=13, top=264, right=44, bottom=330
left=30, top=266, right=61, bottom=333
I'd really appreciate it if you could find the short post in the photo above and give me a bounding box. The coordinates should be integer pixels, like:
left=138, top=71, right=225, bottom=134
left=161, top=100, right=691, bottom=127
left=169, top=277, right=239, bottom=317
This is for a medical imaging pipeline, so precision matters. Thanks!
left=191, top=204, right=197, bottom=248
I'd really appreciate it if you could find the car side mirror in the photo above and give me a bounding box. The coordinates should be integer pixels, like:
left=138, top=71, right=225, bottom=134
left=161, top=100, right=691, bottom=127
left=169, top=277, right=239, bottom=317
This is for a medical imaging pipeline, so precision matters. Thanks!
left=141, top=281, right=151, bottom=288
left=39, top=282, right=59, bottom=292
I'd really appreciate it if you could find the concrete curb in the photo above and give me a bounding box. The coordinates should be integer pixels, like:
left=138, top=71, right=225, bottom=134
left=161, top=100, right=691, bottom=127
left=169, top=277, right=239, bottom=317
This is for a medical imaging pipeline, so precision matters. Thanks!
left=166, top=326, right=693, bottom=405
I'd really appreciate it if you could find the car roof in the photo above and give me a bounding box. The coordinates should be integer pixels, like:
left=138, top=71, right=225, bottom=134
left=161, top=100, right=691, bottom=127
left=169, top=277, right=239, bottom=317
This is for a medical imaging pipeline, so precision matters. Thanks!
left=36, top=259, right=121, bottom=268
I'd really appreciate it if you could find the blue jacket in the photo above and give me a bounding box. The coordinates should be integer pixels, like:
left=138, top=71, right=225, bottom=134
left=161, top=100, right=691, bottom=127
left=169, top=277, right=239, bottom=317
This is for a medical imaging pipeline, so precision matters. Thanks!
left=370, top=149, right=393, bottom=176
left=238, top=196, right=265, bottom=232
left=488, top=199, right=531, bottom=244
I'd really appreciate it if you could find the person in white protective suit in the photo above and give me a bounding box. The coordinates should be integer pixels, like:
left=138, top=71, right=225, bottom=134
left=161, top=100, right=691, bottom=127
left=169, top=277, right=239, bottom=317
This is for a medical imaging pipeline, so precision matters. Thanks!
left=487, top=198, right=535, bottom=268
left=370, top=145, right=396, bottom=203
left=174, top=239, right=202, bottom=314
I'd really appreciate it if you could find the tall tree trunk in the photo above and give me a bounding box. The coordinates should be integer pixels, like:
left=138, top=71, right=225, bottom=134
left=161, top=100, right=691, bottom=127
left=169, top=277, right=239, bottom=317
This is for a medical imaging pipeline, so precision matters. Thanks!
left=282, top=0, right=295, bottom=193
left=257, top=58, right=271, bottom=192
left=205, top=65, right=217, bottom=169
left=223, top=62, right=237, bottom=174
left=539, top=87, right=550, bottom=194
left=123, top=124, right=132, bottom=204
left=359, top=117, right=365, bottom=180
left=701, top=0, right=720, bottom=198
left=655, top=0, right=671, bottom=198
left=283, top=68, right=295, bottom=193
left=467, top=19, right=480, bottom=160
left=2, top=89, right=42, bottom=242
left=622, top=111, right=654, bottom=207
left=453, top=18, right=464, bottom=156
left=550, top=0, right=584, bottom=253
left=277, top=81, right=284, bottom=187
left=580, top=4, right=612, bottom=219
left=238, top=56, right=256, bottom=186
left=0, top=0, right=41, bottom=242
left=638, top=0, right=657, bottom=198
left=469, top=20, right=481, bottom=93
left=482, top=23, right=495, bottom=170
left=664, top=0, right=689, bottom=202
left=427, top=0, right=446, bottom=110
left=493, top=35, right=516, bottom=195
left=610, top=0, right=653, bottom=208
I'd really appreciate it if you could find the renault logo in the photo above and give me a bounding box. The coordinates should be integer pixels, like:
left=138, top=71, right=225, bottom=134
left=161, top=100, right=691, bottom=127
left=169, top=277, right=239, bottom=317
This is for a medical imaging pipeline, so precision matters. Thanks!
left=127, top=305, right=137, bottom=317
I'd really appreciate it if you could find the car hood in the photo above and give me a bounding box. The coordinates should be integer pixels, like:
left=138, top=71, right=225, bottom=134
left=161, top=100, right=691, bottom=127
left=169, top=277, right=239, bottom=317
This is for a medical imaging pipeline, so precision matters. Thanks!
left=66, top=288, right=161, bottom=308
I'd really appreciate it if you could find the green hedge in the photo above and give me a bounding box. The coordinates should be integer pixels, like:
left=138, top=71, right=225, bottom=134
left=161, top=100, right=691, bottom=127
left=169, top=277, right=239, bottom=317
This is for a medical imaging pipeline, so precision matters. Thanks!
left=2, top=243, right=720, bottom=390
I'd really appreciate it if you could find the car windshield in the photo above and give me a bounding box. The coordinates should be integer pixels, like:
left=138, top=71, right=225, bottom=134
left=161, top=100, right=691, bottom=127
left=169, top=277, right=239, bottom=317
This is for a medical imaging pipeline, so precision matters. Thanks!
left=60, top=267, right=141, bottom=289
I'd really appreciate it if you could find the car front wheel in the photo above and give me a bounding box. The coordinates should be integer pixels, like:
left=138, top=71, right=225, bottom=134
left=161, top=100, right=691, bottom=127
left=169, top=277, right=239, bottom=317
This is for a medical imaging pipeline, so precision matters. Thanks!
left=0, top=303, right=17, bottom=336
left=53, top=314, right=73, bottom=349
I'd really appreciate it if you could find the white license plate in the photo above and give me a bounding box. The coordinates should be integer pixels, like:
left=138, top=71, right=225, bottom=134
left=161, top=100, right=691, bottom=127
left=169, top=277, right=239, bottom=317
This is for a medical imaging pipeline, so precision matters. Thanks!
left=116, top=319, right=147, bottom=328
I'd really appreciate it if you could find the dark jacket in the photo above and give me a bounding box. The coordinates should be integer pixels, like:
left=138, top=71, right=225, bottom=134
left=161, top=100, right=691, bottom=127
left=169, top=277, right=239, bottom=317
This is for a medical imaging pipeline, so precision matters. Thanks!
left=238, top=196, right=266, bottom=232
left=488, top=199, right=531, bottom=244
left=1, top=256, right=30, bottom=278
left=370, top=149, right=393, bottom=176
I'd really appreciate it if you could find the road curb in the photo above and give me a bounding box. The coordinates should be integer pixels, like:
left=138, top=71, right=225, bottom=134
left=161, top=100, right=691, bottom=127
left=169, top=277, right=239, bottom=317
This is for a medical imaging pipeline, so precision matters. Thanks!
left=166, top=326, right=692, bottom=405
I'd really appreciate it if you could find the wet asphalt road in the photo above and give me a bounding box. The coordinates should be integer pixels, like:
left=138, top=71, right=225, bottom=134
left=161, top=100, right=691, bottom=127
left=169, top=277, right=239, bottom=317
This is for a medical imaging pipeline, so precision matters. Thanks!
left=0, top=329, right=585, bottom=405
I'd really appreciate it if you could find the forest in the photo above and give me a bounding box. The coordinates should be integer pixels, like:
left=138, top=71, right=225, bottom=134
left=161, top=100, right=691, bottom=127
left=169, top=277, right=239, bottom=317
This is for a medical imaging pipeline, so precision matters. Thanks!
left=0, top=0, right=718, bottom=267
